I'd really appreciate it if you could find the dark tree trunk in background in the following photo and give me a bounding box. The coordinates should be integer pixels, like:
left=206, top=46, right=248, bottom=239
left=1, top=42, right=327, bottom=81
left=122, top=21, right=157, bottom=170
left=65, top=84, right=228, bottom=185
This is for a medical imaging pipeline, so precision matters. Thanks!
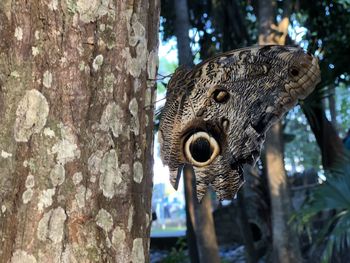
left=222, top=0, right=251, bottom=51
left=0, top=1, right=159, bottom=262
left=258, top=0, right=275, bottom=44
left=184, top=168, right=200, bottom=263
left=265, top=123, right=301, bottom=263
left=302, top=101, right=345, bottom=169
left=237, top=189, right=258, bottom=263
left=193, top=191, right=220, bottom=263
left=174, top=1, right=220, bottom=262
left=258, top=1, right=302, bottom=262
left=184, top=166, right=220, bottom=263
left=328, top=85, right=337, bottom=129
left=174, top=0, right=193, bottom=67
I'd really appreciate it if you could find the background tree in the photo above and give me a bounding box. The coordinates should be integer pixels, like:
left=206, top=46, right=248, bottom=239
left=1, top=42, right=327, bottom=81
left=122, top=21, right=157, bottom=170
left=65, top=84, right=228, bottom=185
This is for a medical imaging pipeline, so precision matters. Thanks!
left=257, top=0, right=302, bottom=262
left=173, top=0, right=220, bottom=261
left=0, top=1, right=159, bottom=262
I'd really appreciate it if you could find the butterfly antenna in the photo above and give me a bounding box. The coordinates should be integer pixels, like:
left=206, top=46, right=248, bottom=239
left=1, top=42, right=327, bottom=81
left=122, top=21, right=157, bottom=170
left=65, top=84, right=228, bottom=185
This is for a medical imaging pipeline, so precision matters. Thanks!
left=144, top=71, right=175, bottom=110
left=146, top=73, right=174, bottom=83
left=155, top=73, right=174, bottom=81
left=143, top=97, right=167, bottom=110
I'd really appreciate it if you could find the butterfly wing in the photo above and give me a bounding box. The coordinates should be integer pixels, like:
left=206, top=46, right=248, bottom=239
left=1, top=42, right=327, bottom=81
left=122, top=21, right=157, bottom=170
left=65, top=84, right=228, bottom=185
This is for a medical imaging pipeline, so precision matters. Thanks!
left=159, top=45, right=321, bottom=201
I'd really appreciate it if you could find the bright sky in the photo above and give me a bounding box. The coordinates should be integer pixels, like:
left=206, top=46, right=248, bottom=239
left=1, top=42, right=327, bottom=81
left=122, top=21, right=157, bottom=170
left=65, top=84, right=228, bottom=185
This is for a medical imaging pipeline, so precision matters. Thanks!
left=153, top=135, right=170, bottom=184
left=158, top=36, right=178, bottom=63
left=152, top=36, right=178, bottom=186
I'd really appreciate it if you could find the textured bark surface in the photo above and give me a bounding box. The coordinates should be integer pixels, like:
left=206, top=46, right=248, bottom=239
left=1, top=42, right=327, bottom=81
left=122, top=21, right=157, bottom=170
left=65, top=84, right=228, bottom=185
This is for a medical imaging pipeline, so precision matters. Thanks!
left=258, top=1, right=302, bottom=262
left=0, top=1, right=159, bottom=262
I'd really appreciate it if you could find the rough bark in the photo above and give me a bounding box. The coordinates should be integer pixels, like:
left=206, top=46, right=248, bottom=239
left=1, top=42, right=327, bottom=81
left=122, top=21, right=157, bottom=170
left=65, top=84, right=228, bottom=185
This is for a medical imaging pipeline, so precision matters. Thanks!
left=0, top=1, right=159, bottom=262
left=258, top=0, right=302, bottom=262
left=300, top=65, right=345, bottom=169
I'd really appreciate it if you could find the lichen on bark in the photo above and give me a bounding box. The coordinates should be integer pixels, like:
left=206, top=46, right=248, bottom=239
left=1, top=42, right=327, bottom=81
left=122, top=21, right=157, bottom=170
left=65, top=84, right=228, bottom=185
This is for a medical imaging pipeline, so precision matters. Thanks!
left=14, top=89, right=49, bottom=142
left=99, top=149, right=122, bottom=198
left=37, top=207, right=67, bottom=243
left=0, top=0, right=159, bottom=261
left=96, top=208, right=114, bottom=233
left=10, top=250, right=37, bottom=263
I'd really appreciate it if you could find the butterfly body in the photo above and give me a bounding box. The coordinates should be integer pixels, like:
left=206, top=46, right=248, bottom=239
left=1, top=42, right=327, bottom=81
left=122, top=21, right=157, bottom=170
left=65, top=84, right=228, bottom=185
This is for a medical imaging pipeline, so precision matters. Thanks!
left=159, top=45, right=321, bottom=201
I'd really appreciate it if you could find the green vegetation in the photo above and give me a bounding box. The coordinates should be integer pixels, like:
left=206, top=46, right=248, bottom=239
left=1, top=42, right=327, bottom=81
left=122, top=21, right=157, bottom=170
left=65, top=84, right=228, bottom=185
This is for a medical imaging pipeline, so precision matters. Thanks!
left=293, top=160, right=350, bottom=261
left=161, top=238, right=189, bottom=263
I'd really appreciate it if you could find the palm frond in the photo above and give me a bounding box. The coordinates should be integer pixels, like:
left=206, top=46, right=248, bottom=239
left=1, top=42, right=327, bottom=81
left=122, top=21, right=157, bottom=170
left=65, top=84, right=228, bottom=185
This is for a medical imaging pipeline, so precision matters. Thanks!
left=293, top=158, right=350, bottom=261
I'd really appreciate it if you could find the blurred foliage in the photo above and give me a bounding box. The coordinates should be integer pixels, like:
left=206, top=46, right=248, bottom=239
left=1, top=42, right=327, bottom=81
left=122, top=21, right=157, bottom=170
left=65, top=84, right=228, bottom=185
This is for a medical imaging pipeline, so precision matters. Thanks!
left=292, top=158, right=350, bottom=262
left=154, top=56, right=178, bottom=131
left=157, top=57, right=178, bottom=94
left=337, top=82, right=350, bottom=132
left=161, top=0, right=255, bottom=59
left=298, top=0, right=350, bottom=87
left=161, top=237, right=189, bottom=263
left=284, top=107, right=322, bottom=171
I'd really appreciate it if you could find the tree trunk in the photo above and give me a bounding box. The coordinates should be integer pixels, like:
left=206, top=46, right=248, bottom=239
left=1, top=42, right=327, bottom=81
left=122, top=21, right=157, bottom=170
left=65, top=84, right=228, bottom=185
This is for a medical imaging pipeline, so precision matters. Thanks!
left=258, top=0, right=275, bottom=45
left=174, top=0, right=193, bottom=67
left=0, top=1, right=159, bottom=262
left=258, top=1, right=302, bottom=262
left=184, top=166, right=220, bottom=263
left=184, top=168, right=200, bottom=263
left=237, top=189, right=258, bottom=263
left=174, top=1, right=220, bottom=262
left=221, top=0, right=251, bottom=51
left=302, top=100, right=345, bottom=169
left=328, top=85, right=337, bottom=129
left=265, top=123, right=301, bottom=263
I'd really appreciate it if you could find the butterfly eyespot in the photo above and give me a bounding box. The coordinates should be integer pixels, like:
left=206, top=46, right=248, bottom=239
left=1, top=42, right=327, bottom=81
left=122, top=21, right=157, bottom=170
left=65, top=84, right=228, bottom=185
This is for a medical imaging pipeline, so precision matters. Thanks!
left=184, top=131, right=220, bottom=167
left=289, top=67, right=300, bottom=77
left=212, top=89, right=230, bottom=103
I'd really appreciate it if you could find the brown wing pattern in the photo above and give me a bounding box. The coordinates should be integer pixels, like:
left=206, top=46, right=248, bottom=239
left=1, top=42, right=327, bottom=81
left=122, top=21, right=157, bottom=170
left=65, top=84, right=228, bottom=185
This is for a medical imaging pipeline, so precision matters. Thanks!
left=159, top=45, right=321, bottom=201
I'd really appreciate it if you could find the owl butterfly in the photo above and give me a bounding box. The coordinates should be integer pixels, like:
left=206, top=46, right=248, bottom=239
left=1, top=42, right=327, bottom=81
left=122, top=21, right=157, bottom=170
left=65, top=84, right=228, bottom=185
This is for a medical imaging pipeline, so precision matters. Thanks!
left=158, top=45, right=321, bottom=201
